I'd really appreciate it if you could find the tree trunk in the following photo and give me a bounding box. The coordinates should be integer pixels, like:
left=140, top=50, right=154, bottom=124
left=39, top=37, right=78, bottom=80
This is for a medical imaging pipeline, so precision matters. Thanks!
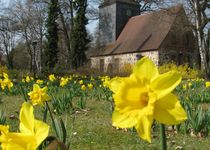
left=58, top=5, right=71, bottom=69
left=194, top=0, right=209, bottom=78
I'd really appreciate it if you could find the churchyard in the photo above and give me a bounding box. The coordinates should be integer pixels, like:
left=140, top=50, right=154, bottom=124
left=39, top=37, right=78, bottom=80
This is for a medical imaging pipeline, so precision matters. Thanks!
left=0, top=58, right=210, bottom=149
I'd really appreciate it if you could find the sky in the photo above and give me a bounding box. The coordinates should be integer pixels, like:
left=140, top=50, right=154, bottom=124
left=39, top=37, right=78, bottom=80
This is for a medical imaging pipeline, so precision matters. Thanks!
left=1, top=0, right=208, bottom=35
left=1, top=0, right=97, bottom=34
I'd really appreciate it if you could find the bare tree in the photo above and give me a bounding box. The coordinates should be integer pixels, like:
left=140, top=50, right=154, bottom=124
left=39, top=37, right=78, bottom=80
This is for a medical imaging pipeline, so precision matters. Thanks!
left=0, top=15, right=18, bottom=69
left=6, top=0, right=47, bottom=72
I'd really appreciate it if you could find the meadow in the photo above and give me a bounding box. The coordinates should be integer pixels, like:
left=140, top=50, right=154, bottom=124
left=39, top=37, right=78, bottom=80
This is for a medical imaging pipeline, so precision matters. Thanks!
left=0, top=62, right=210, bottom=150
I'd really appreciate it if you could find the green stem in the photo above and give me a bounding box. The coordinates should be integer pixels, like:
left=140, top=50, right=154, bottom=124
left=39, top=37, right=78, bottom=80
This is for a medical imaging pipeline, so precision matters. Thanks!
left=160, top=124, right=167, bottom=150
left=46, top=101, right=59, bottom=137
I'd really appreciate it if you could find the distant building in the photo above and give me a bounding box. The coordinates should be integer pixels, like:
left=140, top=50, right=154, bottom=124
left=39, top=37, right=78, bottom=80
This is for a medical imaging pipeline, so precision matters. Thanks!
left=90, top=0, right=196, bottom=73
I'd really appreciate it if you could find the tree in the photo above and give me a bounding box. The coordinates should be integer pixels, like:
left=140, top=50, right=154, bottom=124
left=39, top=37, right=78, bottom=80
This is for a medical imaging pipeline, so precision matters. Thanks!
left=45, top=0, right=59, bottom=71
left=6, top=0, right=47, bottom=71
left=193, top=0, right=210, bottom=78
left=0, top=15, right=17, bottom=69
left=71, top=0, right=90, bottom=68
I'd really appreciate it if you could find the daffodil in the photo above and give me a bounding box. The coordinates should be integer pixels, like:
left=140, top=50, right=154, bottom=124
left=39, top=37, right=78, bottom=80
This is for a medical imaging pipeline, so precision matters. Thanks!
left=0, top=125, right=10, bottom=150
left=109, top=57, right=187, bottom=142
left=36, top=79, right=43, bottom=85
left=48, top=74, right=56, bottom=82
left=87, top=83, right=93, bottom=90
left=0, top=102, right=49, bottom=150
left=25, top=76, right=31, bottom=83
left=81, top=85, right=86, bottom=90
left=0, top=75, right=13, bottom=90
left=3, top=78, right=13, bottom=90
left=18, top=102, right=49, bottom=148
left=28, top=84, right=50, bottom=106
left=22, top=78, right=26, bottom=83
left=205, top=81, right=210, bottom=88
left=182, top=84, right=187, bottom=90
left=60, top=77, right=68, bottom=87
left=3, top=73, right=8, bottom=79
left=79, top=80, right=83, bottom=85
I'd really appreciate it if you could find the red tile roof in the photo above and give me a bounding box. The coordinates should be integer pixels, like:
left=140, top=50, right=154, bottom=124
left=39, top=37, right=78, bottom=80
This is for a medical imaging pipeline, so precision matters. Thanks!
left=91, top=5, right=183, bottom=57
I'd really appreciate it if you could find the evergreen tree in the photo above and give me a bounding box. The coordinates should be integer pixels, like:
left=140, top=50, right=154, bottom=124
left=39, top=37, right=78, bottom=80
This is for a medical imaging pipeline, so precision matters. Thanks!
left=45, top=0, right=59, bottom=71
left=71, top=0, right=90, bottom=69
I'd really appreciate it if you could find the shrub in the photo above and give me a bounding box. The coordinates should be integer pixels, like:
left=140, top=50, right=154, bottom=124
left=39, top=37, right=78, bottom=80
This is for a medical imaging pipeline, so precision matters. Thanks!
left=158, top=62, right=200, bottom=79
left=119, top=63, right=133, bottom=76
left=0, top=64, right=8, bottom=75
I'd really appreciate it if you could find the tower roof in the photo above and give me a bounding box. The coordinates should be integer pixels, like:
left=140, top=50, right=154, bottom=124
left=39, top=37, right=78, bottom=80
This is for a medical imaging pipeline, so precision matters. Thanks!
left=100, top=0, right=138, bottom=8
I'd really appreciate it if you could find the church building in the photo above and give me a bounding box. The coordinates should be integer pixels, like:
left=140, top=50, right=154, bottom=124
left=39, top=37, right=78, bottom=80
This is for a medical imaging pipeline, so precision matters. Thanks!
left=90, top=0, right=196, bottom=74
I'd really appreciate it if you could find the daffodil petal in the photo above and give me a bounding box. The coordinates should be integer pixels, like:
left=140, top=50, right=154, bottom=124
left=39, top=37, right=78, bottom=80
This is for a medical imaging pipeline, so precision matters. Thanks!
left=19, top=102, right=34, bottom=133
left=42, top=87, right=48, bottom=92
left=8, top=133, right=36, bottom=149
left=151, top=71, right=181, bottom=99
left=154, top=93, right=187, bottom=125
left=133, top=57, right=159, bottom=82
left=34, top=120, right=49, bottom=146
left=112, top=110, right=138, bottom=128
left=135, top=115, right=153, bottom=143
left=109, top=77, right=123, bottom=93
left=33, top=84, right=40, bottom=91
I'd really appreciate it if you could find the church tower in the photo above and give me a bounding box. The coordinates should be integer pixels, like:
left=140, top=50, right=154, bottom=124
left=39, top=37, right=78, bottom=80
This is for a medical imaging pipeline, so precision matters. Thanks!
left=99, top=0, right=140, bottom=46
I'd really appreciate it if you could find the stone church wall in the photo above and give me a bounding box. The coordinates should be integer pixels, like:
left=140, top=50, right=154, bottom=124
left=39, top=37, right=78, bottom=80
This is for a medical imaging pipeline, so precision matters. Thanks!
left=91, top=50, right=159, bottom=73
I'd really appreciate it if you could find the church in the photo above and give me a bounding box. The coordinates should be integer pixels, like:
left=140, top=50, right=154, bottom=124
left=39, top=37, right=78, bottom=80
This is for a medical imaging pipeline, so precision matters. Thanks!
left=90, top=0, right=196, bottom=74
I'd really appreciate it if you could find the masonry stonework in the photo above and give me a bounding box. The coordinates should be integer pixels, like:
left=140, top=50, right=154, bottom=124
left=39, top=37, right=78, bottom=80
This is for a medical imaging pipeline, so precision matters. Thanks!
left=91, top=51, right=159, bottom=73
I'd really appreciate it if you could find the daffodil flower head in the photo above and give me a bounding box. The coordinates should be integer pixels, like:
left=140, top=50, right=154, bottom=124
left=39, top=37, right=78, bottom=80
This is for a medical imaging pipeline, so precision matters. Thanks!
left=28, top=84, right=51, bottom=106
left=60, top=77, right=68, bottom=87
left=25, top=76, right=31, bottom=83
left=109, top=57, right=187, bottom=142
left=79, top=80, right=83, bottom=85
left=87, top=83, right=93, bottom=90
left=48, top=74, right=56, bottom=82
left=81, top=85, right=86, bottom=90
left=205, top=81, right=210, bottom=88
left=0, top=102, right=49, bottom=150
left=3, top=73, right=8, bottom=79
left=22, top=78, right=26, bottom=83
left=0, top=78, right=13, bottom=90
left=36, top=79, right=44, bottom=85
left=18, top=102, right=50, bottom=148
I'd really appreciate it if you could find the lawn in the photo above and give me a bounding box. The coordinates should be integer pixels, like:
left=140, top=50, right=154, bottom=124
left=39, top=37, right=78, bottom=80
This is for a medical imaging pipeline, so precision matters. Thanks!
left=1, top=94, right=209, bottom=150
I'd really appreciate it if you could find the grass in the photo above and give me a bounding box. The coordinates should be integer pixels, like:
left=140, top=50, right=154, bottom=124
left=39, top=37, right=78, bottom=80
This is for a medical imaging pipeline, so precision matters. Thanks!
left=0, top=95, right=210, bottom=150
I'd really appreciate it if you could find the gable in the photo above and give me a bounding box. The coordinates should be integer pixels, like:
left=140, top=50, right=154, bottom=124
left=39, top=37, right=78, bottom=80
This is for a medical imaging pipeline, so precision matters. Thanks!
left=91, top=5, right=186, bottom=57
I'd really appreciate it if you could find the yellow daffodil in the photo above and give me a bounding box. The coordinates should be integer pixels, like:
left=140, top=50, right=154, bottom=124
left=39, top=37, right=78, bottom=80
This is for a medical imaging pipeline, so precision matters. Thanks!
left=19, top=102, right=49, bottom=148
left=87, top=83, right=93, bottom=90
left=36, top=79, right=44, bottom=85
left=81, top=85, right=86, bottom=90
left=182, top=84, right=187, bottom=90
left=3, top=73, right=8, bottom=79
left=28, top=84, right=50, bottom=106
left=109, top=57, right=187, bottom=142
left=25, top=76, right=31, bottom=83
left=0, top=76, right=13, bottom=90
left=188, top=82, right=192, bottom=88
left=22, top=78, right=26, bottom=83
left=0, top=102, right=49, bottom=150
left=205, top=81, right=210, bottom=88
left=60, top=77, right=68, bottom=87
left=0, top=125, right=10, bottom=150
left=48, top=74, right=56, bottom=82
left=79, top=80, right=83, bottom=85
